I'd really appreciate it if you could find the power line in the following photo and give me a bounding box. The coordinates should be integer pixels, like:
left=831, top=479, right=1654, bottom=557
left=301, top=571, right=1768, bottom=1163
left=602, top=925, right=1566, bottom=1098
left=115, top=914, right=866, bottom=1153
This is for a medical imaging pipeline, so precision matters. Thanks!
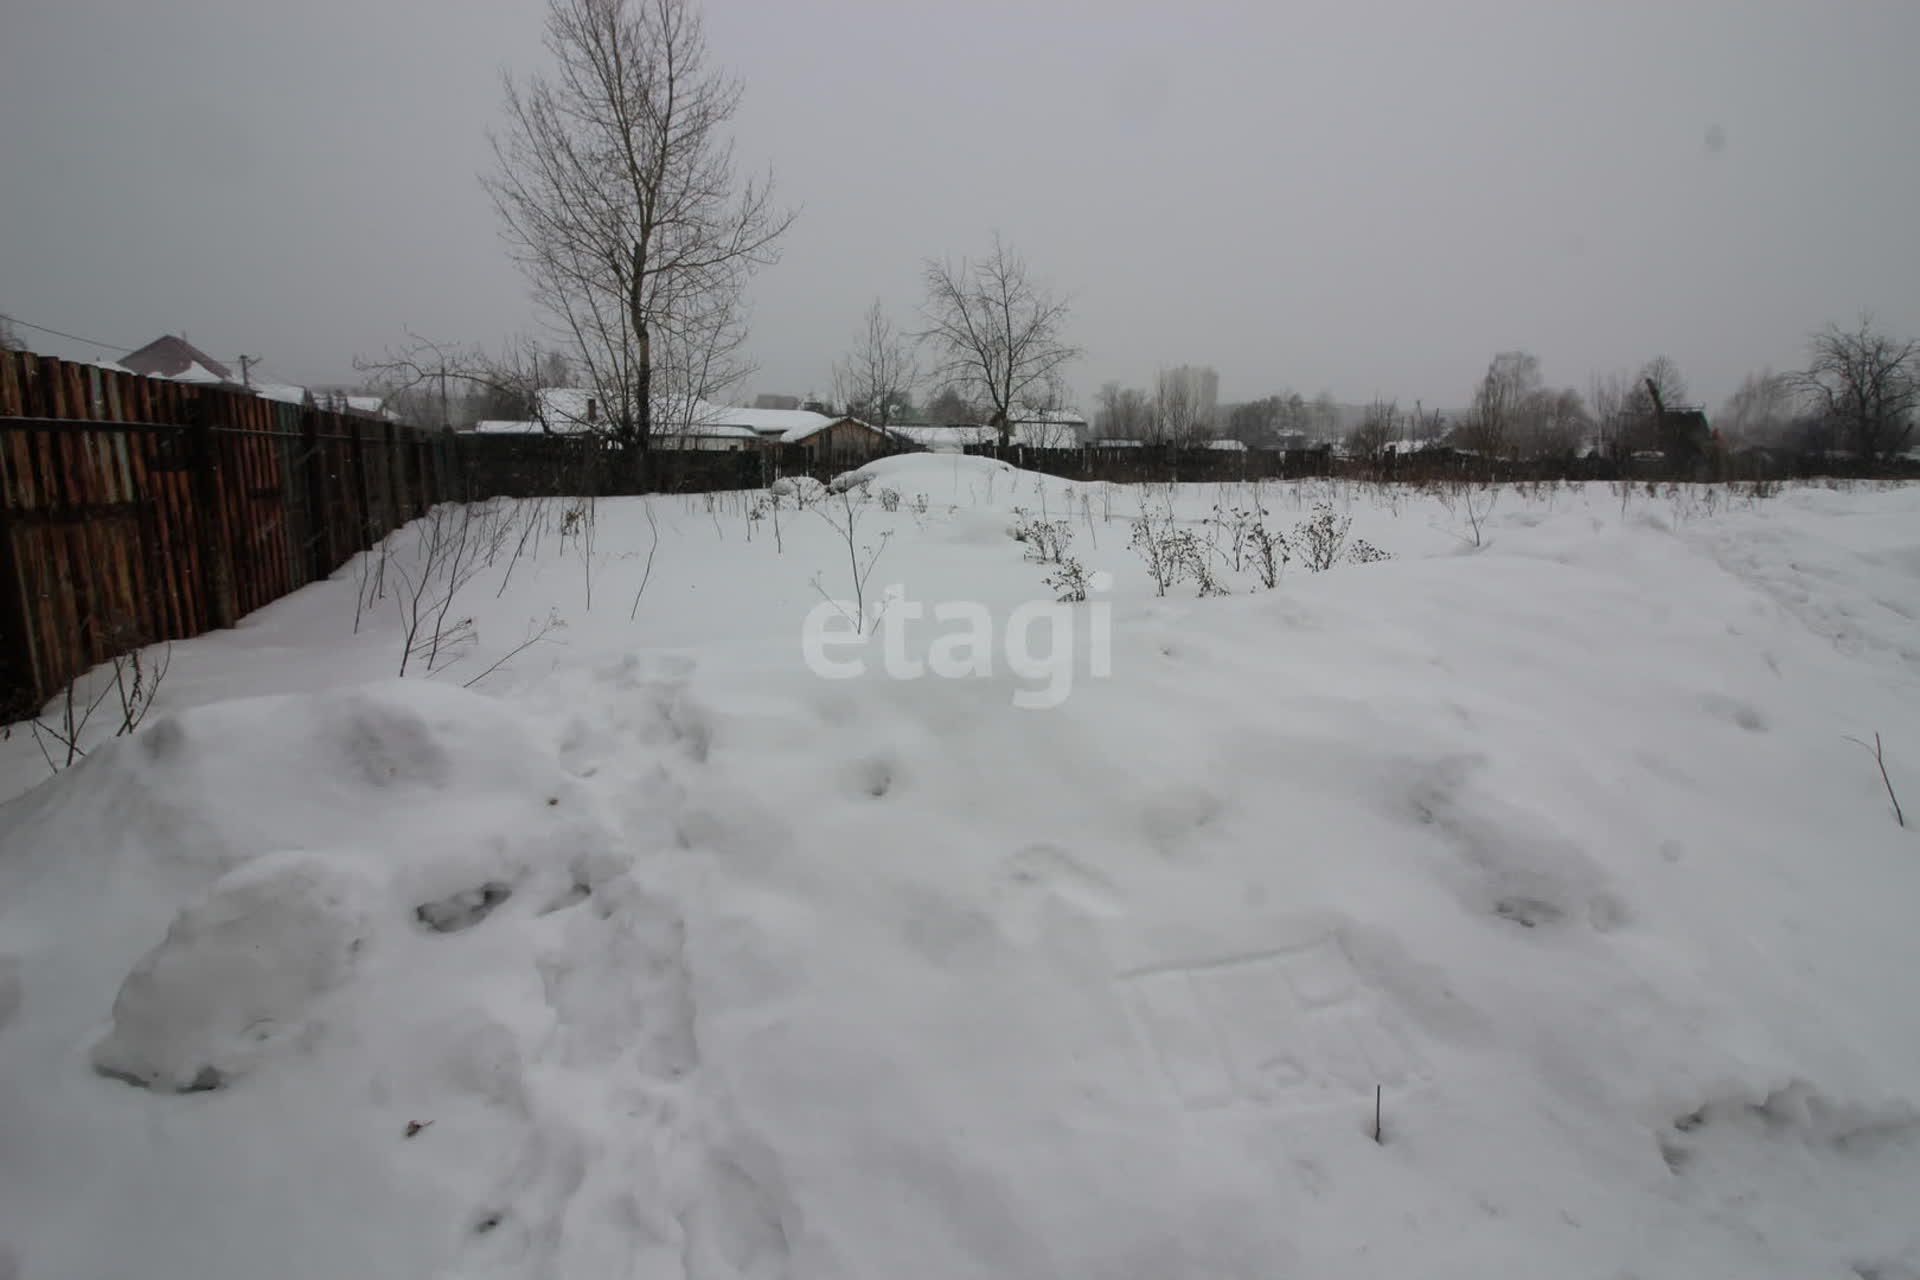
left=0, top=312, right=129, bottom=353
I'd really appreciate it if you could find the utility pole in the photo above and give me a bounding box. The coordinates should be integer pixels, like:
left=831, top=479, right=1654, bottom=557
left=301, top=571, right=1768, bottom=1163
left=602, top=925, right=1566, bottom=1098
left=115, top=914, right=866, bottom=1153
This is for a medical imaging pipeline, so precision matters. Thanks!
left=237, top=354, right=259, bottom=388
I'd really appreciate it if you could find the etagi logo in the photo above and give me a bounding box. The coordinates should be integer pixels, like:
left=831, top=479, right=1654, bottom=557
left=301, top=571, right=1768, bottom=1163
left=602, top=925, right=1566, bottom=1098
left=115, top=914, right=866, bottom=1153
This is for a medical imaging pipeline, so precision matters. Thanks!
left=801, top=576, right=1113, bottom=710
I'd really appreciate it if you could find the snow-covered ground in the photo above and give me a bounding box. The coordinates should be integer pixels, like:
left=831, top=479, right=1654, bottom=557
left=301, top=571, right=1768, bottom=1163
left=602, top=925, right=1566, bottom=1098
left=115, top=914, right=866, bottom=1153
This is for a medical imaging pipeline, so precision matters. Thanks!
left=2, top=459, right=1918, bottom=1279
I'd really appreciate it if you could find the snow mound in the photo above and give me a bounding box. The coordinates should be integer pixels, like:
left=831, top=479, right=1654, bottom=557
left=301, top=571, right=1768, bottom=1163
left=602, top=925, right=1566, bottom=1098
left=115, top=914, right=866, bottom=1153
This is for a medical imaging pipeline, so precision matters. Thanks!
left=840, top=450, right=1021, bottom=498
left=91, top=851, right=377, bottom=1092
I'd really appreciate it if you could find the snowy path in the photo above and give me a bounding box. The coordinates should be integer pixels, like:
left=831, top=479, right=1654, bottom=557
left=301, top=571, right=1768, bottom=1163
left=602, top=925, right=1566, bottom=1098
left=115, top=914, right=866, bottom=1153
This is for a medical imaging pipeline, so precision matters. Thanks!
left=3, top=466, right=1919, bottom=1278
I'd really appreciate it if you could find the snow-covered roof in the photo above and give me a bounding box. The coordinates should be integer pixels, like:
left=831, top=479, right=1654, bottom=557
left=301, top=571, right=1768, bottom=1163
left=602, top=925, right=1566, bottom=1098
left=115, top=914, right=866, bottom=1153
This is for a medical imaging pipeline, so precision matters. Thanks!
left=703, top=406, right=833, bottom=436
left=119, top=334, right=233, bottom=382
left=253, top=383, right=310, bottom=407
left=472, top=419, right=540, bottom=435
left=779, top=416, right=882, bottom=445
left=172, top=362, right=229, bottom=386
left=662, top=421, right=761, bottom=441
left=1086, top=437, right=1145, bottom=448
left=1011, top=406, right=1087, bottom=425
left=1206, top=439, right=1248, bottom=451
left=534, top=387, right=600, bottom=430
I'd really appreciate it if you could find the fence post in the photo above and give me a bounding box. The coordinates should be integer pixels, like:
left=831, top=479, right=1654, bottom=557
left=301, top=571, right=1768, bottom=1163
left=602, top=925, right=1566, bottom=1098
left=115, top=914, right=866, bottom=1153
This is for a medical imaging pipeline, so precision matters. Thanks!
left=300, top=409, right=330, bottom=582
left=349, top=415, right=373, bottom=549
left=0, top=437, right=36, bottom=720
left=189, top=393, right=239, bottom=629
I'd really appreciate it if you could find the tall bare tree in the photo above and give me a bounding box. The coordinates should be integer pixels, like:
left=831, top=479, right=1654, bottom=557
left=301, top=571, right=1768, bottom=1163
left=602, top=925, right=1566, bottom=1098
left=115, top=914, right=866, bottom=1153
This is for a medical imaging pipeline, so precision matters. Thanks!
left=1789, top=317, right=1918, bottom=461
left=1094, top=382, right=1153, bottom=440
left=831, top=299, right=918, bottom=426
left=1346, top=398, right=1399, bottom=462
left=1455, top=351, right=1541, bottom=457
left=923, top=383, right=979, bottom=425
left=1309, top=390, right=1343, bottom=443
left=484, top=0, right=793, bottom=474
left=1718, top=369, right=1793, bottom=447
left=1515, top=386, right=1589, bottom=459
left=1153, top=366, right=1214, bottom=446
left=920, top=234, right=1080, bottom=447
left=0, top=314, right=23, bottom=353
left=1588, top=370, right=1634, bottom=456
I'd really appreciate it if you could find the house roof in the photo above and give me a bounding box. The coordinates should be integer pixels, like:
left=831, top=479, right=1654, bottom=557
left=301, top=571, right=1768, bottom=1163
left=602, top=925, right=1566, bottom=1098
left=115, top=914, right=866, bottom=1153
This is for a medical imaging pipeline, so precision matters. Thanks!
left=702, top=405, right=834, bottom=436
left=120, top=335, right=233, bottom=382
left=664, top=421, right=761, bottom=440
left=253, top=383, right=311, bottom=407
left=1011, top=407, right=1087, bottom=425
left=779, top=416, right=881, bottom=444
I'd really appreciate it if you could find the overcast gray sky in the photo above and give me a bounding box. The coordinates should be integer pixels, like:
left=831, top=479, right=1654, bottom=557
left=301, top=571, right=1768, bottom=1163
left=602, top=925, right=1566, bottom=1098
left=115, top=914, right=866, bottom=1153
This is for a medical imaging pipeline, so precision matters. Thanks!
left=4, top=0, right=1918, bottom=412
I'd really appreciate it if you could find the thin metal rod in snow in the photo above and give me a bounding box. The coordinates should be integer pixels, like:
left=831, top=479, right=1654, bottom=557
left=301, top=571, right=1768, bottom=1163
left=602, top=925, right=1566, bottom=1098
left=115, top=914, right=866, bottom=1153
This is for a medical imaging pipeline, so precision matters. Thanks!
left=1373, top=1085, right=1383, bottom=1144
left=1846, top=732, right=1906, bottom=828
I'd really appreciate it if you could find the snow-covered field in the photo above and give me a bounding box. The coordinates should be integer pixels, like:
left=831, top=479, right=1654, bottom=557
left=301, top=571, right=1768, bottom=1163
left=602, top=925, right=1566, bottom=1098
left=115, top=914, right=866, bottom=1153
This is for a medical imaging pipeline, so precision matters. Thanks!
left=3, top=458, right=1918, bottom=1279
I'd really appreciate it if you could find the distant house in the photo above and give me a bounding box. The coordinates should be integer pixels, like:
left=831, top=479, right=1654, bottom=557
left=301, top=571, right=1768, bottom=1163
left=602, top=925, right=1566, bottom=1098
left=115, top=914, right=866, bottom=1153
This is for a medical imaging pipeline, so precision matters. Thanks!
left=779, top=416, right=893, bottom=464
left=1206, top=438, right=1248, bottom=452
left=1009, top=406, right=1088, bottom=447
left=466, top=388, right=602, bottom=436
left=119, top=335, right=245, bottom=391
left=654, top=421, right=761, bottom=452
left=464, top=393, right=893, bottom=463
left=752, top=393, right=801, bottom=411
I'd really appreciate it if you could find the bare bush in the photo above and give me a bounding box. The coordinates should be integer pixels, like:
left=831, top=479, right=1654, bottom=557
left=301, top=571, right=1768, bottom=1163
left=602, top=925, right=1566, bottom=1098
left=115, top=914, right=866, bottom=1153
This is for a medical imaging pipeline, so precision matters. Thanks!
left=394, top=504, right=488, bottom=676
left=1014, top=514, right=1074, bottom=564
left=1246, top=521, right=1289, bottom=588
left=1045, top=557, right=1091, bottom=604
left=1347, top=539, right=1393, bottom=565
left=29, top=644, right=172, bottom=774
left=812, top=488, right=892, bottom=632
left=1293, top=503, right=1352, bottom=572
left=1129, top=507, right=1180, bottom=597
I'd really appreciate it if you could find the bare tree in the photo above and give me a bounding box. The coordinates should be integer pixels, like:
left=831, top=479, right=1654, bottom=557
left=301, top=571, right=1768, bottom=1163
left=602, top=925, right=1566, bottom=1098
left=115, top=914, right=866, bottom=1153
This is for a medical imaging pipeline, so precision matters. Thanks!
left=0, top=314, right=23, bottom=352
left=1094, top=382, right=1153, bottom=440
left=1346, top=398, right=1398, bottom=462
left=1588, top=370, right=1635, bottom=457
left=923, top=383, right=979, bottom=425
left=484, top=0, right=794, bottom=477
left=1515, top=387, right=1588, bottom=459
left=1408, top=400, right=1447, bottom=444
left=358, top=333, right=571, bottom=434
left=832, top=299, right=918, bottom=426
left=920, top=234, right=1080, bottom=447
left=1455, top=351, right=1541, bottom=457
left=1718, top=369, right=1794, bottom=448
left=1153, top=367, right=1213, bottom=446
left=1788, top=317, right=1918, bottom=461
left=1309, top=390, right=1343, bottom=443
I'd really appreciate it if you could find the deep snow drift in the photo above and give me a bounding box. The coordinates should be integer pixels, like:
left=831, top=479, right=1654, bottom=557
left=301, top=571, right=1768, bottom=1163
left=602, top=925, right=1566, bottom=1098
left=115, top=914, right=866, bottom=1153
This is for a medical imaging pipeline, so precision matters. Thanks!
left=3, top=460, right=1918, bottom=1279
